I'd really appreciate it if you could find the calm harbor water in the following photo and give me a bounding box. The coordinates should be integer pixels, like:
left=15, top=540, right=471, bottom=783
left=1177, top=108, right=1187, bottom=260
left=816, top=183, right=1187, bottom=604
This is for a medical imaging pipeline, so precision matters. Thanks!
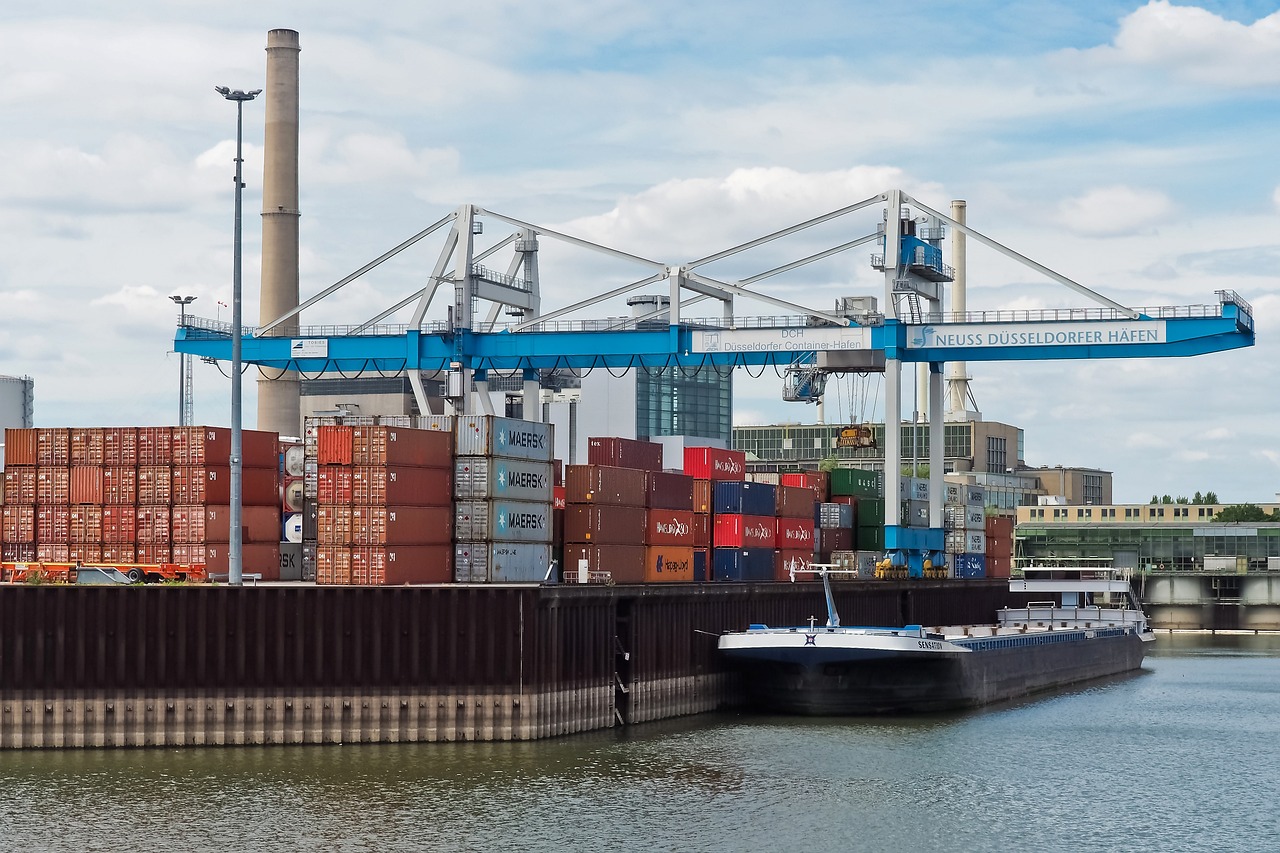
left=2, top=634, right=1278, bottom=853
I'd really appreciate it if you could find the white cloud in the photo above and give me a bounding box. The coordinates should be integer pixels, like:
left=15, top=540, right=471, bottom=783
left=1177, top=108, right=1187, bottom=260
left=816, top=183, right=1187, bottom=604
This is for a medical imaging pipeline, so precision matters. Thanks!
left=1056, top=186, right=1176, bottom=237
left=1110, top=1, right=1280, bottom=86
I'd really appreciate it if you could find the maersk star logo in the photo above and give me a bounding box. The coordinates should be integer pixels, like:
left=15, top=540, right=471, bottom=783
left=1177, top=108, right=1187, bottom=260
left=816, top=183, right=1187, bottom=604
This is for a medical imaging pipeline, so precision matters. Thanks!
left=497, top=429, right=508, bottom=449
left=497, top=512, right=507, bottom=532
left=497, top=465, right=506, bottom=488
left=911, top=326, right=935, bottom=348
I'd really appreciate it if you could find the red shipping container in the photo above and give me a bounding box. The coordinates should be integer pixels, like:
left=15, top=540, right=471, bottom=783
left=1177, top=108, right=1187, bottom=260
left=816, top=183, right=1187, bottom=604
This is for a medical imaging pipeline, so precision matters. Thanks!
left=36, top=543, right=69, bottom=562
left=101, top=544, right=136, bottom=563
left=36, top=506, right=69, bottom=543
left=713, top=514, right=776, bottom=549
left=352, top=426, right=453, bottom=468
left=829, top=495, right=855, bottom=507
left=135, top=506, right=172, bottom=545
left=776, top=485, right=816, bottom=519
left=776, top=517, right=816, bottom=551
left=565, top=464, right=648, bottom=506
left=986, top=555, right=1012, bottom=579
left=644, top=545, right=695, bottom=582
left=317, top=544, right=352, bottom=584
left=780, top=471, right=828, bottom=502
left=2, top=543, right=36, bottom=562
left=692, top=479, right=712, bottom=513
left=2, top=505, right=35, bottom=543
left=564, top=504, right=648, bottom=545
left=70, top=428, right=104, bottom=465
left=352, top=466, right=452, bottom=507
left=352, top=505, right=454, bottom=546
left=136, top=427, right=173, bottom=465
left=351, top=544, right=452, bottom=585
left=563, top=544, right=645, bottom=584
left=69, top=505, right=103, bottom=544
left=647, top=470, right=695, bottom=511
left=317, top=426, right=354, bottom=465
left=318, top=465, right=353, bottom=504
left=137, top=465, right=173, bottom=505
left=646, top=509, right=695, bottom=546
left=135, top=543, right=171, bottom=564
left=173, top=542, right=280, bottom=579
left=985, top=515, right=1014, bottom=539
left=692, top=512, right=710, bottom=548
left=4, top=428, right=38, bottom=465
left=317, top=504, right=353, bottom=545
left=818, top=527, right=853, bottom=552
left=36, top=467, right=69, bottom=505
left=171, top=504, right=281, bottom=544
left=553, top=486, right=566, bottom=511
left=69, top=465, right=104, bottom=504
left=587, top=436, right=663, bottom=472
left=37, top=428, right=69, bottom=465
left=171, top=465, right=278, bottom=506
left=3, top=467, right=37, bottom=504
left=172, top=426, right=279, bottom=469
left=683, top=447, right=746, bottom=481
left=101, top=505, right=136, bottom=545
left=68, top=543, right=102, bottom=563
left=102, top=466, right=138, bottom=505
left=102, top=427, right=138, bottom=466
left=775, top=550, right=816, bottom=581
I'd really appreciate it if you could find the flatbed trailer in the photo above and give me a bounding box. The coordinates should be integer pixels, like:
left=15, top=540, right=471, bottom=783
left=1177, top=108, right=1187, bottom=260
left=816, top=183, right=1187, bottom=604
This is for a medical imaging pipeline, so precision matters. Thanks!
left=1, top=561, right=209, bottom=584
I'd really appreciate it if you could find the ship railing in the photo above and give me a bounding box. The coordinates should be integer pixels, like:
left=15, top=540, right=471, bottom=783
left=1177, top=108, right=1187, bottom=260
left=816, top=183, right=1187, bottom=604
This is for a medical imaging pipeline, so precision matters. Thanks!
left=997, top=605, right=1146, bottom=628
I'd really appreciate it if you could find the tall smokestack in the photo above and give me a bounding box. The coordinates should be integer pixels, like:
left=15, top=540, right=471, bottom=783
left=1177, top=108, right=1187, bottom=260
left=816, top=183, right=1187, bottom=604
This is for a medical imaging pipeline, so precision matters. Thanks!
left=944, top=199, right=980, bottom=421
left=258, top=28, right=301, bottom=437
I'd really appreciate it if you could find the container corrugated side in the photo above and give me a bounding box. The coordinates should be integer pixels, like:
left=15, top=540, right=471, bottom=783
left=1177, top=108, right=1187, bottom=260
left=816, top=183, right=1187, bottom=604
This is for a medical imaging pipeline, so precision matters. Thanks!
left=455, top=415, right=553, bottom=462
left=682, top=447, right=746, bottom=481
left=776, top=485, right=815, bottom=519
left=171, top=504, right=280, bottom=544
left=713, top=514, right=776, bottom=549
left=775, top=517, right=815, bottom=551
left=353, top=505, right=454, bottom=546
left=171, top=466, right=278, bottom=506
left=3, top=429, right=38, bottom=466
left=174, top=542, right=280, bottom=579
left=562, top=544, right=645, bottom=584
left=645, top=509, right=695, bottom=546
left=455, top=542, right=552, bottom=583
left=454, top=499, right=554, bottom=543
left=712, top=481, right=776, bottom=517
left=351, top=426, right=453, bottom=468
left=352, top=466, right=452, bottom=507
left=69, top=466, right=104, bottom=504
left=564, top=464, right=648, bottom=507
left=455, top=457, right=554, bottom=502
left=587, top=436, right=663, bottom=472
left=350, top=544, right=452, bottom=585
left=172, top=426, right=279, bottom=469
left=647, top=470, right=694, bottom=511
left=774, top=550, right=815, bottom=581
left=780, top=471, right=828, bottom=502
left=3, top=468, right=37, bottom=505
left=563, top=504, right=647, bottom=545
left=36, top=506, right=68, bottom=543
left=317, top=426, right=354, bottom=465
left=711, top=548, right=774, bottom=582
left=828, top=467, right=880, bottom=498
left=818, top=527, right=854, bottom=553
left=644, top=545, right=694, bottom=582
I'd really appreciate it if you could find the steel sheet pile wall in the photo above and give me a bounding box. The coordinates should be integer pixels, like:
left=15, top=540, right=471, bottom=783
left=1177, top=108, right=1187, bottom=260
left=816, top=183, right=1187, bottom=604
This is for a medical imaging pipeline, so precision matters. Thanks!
left=2, top=427, right=280, bottom=576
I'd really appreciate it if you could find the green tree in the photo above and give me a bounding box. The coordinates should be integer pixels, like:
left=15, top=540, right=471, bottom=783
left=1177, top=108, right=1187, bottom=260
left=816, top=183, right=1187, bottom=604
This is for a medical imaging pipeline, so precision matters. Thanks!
left=1213, top=504, right=1274, bottom=523
left=1161, top=494, right=1173, bottom=504
left=1150, top=495, right=1159, bottom=504
left=1175, top=495, right=1189, bottom=504
left=1205, top=491, right=1219, bottom=504
left=1193, top=491, right=1204, bottom=504
left=818, top=455, right=839, bottom=473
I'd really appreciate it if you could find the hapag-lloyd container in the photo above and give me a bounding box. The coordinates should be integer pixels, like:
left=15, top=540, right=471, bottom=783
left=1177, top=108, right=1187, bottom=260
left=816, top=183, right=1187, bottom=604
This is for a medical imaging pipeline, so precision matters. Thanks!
left=775, top=549, right=816, bottom=581
left=776, top=485, right=816, bottom=519
left=454, top=541, right=552, bottom=583
left=455, top=499, right=553, bottom=543
left=171, top=504, right=281, bottom=544
left=564, top=464, right=647, bottom=507
left=352, top=505, right=454, bottom=546
left=775, top=517, right=815, bottom=550
left=683, top=447, right=746, bottom=481
left=647, top=470, right=695, bottom=511
left=352, top=466, right=452, bottom=506
left=455, top=415, right=554, bottom=462
left=780, top=470, right=828, bottom=502
left=172, top=426, right=279, bottom=468
left=713, top=514, right=777, bottom=549
left=351, top=544, right=453, bottom=585
left=712, top=548, right=774, bottom=582
left=562, top=543, right=645, bottom=584
left=644, top=545, right=694, bottom=582
left=712, top=481, right=776, bottom=517
left=171, top=466, right=278, bottom=506
left=455, top=457, right=554, bottom=502
left=645, top=509, right=695, bottom=546
left=563, top=504, right=647, bottom=545
left=587, top=436, right=663, bottom=472
left=352, top=426, right=453, bottom=467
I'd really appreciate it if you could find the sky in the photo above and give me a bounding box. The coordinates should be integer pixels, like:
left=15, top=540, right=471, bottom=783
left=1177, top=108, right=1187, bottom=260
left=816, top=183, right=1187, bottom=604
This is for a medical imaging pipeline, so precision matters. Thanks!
left=0, top=0, right=1277, bottom=504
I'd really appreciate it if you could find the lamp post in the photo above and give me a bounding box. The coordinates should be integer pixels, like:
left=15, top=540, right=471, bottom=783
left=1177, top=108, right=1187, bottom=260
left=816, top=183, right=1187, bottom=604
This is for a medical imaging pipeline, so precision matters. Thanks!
left=170, top=295, right=196, bottom=426
left=216, top=85, right=261, bottom=587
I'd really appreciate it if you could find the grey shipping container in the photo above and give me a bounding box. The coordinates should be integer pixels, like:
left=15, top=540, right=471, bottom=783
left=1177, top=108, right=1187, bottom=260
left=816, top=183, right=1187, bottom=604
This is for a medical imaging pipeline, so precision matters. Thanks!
left=454, top=541, right=553, bottom=583
left=455, top=457, right=554, bottom=502
left=455, top=415, right=554, bottom=462
left=455, top=499, right=554, bottom=543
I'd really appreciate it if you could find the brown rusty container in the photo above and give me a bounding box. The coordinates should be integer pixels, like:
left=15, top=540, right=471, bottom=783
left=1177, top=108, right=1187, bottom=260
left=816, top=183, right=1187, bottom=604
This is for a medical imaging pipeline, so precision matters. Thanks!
left=171, top=504, right=281, bottom=544
left=565, top=464, right=648, bottom=506
left=562, top=543, right=645, bottom=584
left=135, top=543, right=171, bottom=564
left=1, top=505, right=35, bottom=543
left=774, top=550, right=816, bottom=581
left=171, top=426, right=280, bottom=469
left=1, top=543, right=36, bottom=561
left=134, top=506, right=172, bottom=545
left=352, top=505, right=454, bottom=546
left=36, top=506, right=69, bottom=543
left=316, top=504, right=353, bottom=545
left=69, top=505, right=103, bottom=544
left=172, top=542, right=280, bottom=579
left=102, top=466, right=138, bottom=505
left=316, top=544, right=352, bottom=584
left=4, top=429, right=38, bottom=466
left=317, top=425, right=354, bottom=465
left=564, top=504, right=648, bottom=545
left=36, top=543, right=70, bottom=563
left=352, top=426, right=453, bottom=468
left=3, top=467, right=37, bottom=505
left=101, top=505, right=136, bottom=545
left=137, top=465, right=173, bottom=505
left=352, top=466, right=453, bottom=507
left=69, top=465, right=104, bottom=504
left=318, top=466, right=353, bottom=504
left=692, top=479, right=712, bottom=513
left=36, top=467, right=69, bottom=505
left=68, top=543, right=102, bottom=564
left=818, top=527, right=853, bottom=553
left=350, top=544, right=453, bottom=585
left=36, top=428, right=70, bottom=465
left=776, top=517, right=816, bottom=552
left=776, top=485, right=816, bottom=519
left=643, top=545, right=695, bottom=582
left=780, top=471, right=829, bottom=502
left=645, top=508, right=696, bottom=546
left=136, top=427, right=173, bottom=465
left=171, top=465, right=278, bottom=506
left=70, top=428, right=105, bottom=465
left=692, top=512, right=710, bottom=547
left=647, top=470, right=695, bottom=510
left=102, top=427, right=138, bottom=466
left=587, top=436, right=663, bottom=472
left=100, top=544, right=136, bottom=563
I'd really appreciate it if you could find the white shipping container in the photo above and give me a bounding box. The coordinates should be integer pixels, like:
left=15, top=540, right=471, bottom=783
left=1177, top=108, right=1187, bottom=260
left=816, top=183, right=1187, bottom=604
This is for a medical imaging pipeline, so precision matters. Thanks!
left=965, top=486, right=985, bottom=508
left=455, top=415, right=554, bottom=462
left=455, top=457, right=554, bottom=502
left=944, top=482, right=962, bottom=505
left=945, top=531, right=986, bottom=554
left=899, top=476, right=929, bottom=502
left=455, top=499, right=554, bottom=543
left=414, top=415, right=456, bottom=433
left=454, top=541, right=553, bottom=583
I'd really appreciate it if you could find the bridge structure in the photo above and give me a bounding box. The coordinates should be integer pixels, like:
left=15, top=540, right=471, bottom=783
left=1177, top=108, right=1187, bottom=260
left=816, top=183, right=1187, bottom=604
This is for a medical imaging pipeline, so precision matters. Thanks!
left=176, top=189, right=1255, bottom=575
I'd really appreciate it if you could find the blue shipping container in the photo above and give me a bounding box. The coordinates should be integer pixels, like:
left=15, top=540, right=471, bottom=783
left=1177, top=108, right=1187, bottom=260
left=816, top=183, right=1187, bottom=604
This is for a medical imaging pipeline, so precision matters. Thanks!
left=953, top=552, right=986, bottom=579
left=694, top=549, right=708, bottom=583
left=713, top=481, right=776, bottom=517
left=712, top=547, right=775, bottom=582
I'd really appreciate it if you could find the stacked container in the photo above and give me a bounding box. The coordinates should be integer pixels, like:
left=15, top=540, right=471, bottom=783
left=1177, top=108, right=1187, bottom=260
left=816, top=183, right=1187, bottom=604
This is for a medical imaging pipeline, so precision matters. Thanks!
left=644, top=467, right=696, bottom=583
left=944, top=483, right=988, bottom=579
left=563, top=460, right=650, bottom=583
left=711, top=479, right=776, bottom=582
left=774, top=484, right=817, bottom=580
left=829, top=467, right=884, bottom=554
left=984, top=514, right=1013, bottom=578
left=454, top=415, right=554, bottom=583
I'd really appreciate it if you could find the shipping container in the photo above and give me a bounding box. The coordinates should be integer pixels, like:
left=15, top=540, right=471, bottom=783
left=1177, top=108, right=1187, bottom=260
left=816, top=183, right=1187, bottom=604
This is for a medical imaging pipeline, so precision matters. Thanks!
left=317, top=504, right=353, bottom=545
left=171, top=504, right=281, bottom=544
left=101, top=466, right=138, bottom=505
left=855, top=526, right=885, bottom=552
left=36, top=506, right=69, bottom=543
left=855, top=498, right=885, bottom=527
left=282, top=443, right=306, bottom=477
left=316, top=544, right=352, bottom=585
left=36, top=467, right=70, bottom=505
left=352, top=425, right=453, bottom=468
left=3, top=467, right=37, bottom=505
left=819, top=527, right=854, bottom=553
left=101, top=505, right=136, bottom=545
left=301, top=541, right=317, bottom=581
left=563, top=503, right=647, bottom=546
left=855, top=550, right=880, bottom=579
left=553, top=486, right=565, bottom=510
left=713, top=514, right=777, bottom=549
left=455, top=457, right=554, bottom=502
left=3, top=429, right=38, bottom=466
left=352, top=505, right=454, bottom=546
left=647, top=470, right=695, bottom=511
left=776, top=485, right=817, bottom=519
left=944, top=482, right=963, bottom=505
left=562, top=543, right=645, bottom=584
left=317, top=425, right=354, bottom=465
left=68, top=505, right=103, bottom=543
left=70, top=428, right=104, bottom=466
left=455, top=499, right=554, bottom=543
left=352, top=465, right=452, bottom=506
left=1, top=505, right=35, bottom=543
left=945, top=531, right=986, bottom=555
left=953, top=553, right=987, bottom=579
left=171, top=465, right=279, bottom=506
left=134, top=506, right=171, bottom=545
left=69, top=465, right=104, bottom=505
left=775, top=517, right=816, bottom=551
left=644, top=545, right=694, bottom=582
left=351, top=544, right=453, bottom=585
left=692, top=479, right=711, bottom=514
left=711, top=548, right=774, bottom=582
left=317, top=465, right=353, bottom=504
left=746, top=472, right=779, bottom=485
left=904, top=499, right=930, bottom=526
left=413, top=415, right=456, bottom=433
left=67, top=543, right=102, bottom=564
left=282, top=478, right=305, bottom=512
left=692, top=512, right=710, bottom=548
left=455, top=415, right=554, bottom=462
left=816, top=502, right=855, bottom=529
left=36, top=428, right=70, bottom=465
left=712, top=481, right=776, bottom=517
left=454, top=541, right=552, bottom=583
left=965, top=486, right=985, bottom=508
left=283, top=512, right=304, bottom=543
left=985, top=554, right=1012, bottom=579
left=693, top=548, right=709, bottom=582
left=100, top=544, right=136, bottom=563
left=1, top=544, right=35, bottom=562
left=828, top=467, right=880, bottom=498
left=899, top=476, right=929, bottom=502
left=683, top=446, right=746, bottom=481
left=564, top=464, right=648, bottom=507
left=645, top=509, right=696, bottom=546
left=100, top=427, right=138, bottom=466
left=172, top=426, right=279, bottom=469
left=780, top=470, right=828, bottom=502
left=136, top=427, right=173, bottom=466
left=135, top=543, right=171, bottom=565
left=774, top=549, right=815, bottom=581
left=984, top=515, right=1014, bottom=540
left=137, top=465, right=173, bottom=505
left=587, top=436, right=663, bottom=472
left=173, top=542, right=281, bottom=579
left=945, top=504, right=985, bottom=531
left=36, top=543, right=70, bottom=563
